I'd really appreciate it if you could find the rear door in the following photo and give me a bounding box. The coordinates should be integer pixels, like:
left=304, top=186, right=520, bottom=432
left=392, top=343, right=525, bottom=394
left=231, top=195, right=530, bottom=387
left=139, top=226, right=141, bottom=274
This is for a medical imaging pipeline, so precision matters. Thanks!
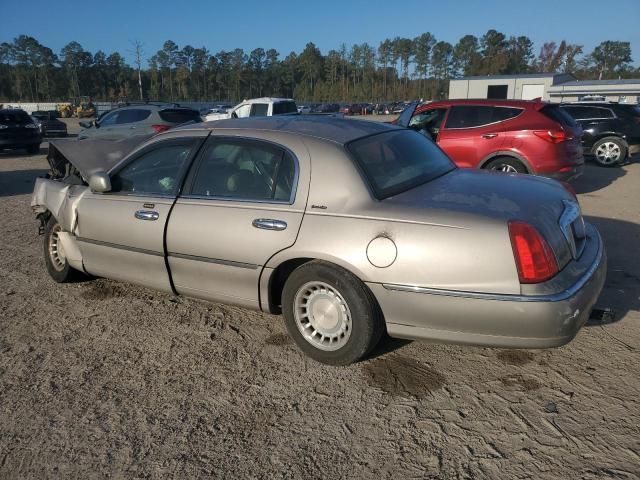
left=165, top=135, right=309, bottom=309
left=76, top=137, right=202, bottom=292
left=437, top=105, right=506, bottom=168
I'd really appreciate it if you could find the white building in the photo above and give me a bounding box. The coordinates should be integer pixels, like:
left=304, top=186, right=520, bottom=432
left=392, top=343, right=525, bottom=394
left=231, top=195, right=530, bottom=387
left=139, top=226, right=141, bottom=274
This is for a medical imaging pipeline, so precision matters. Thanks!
left=449, top=73, right=640, bottom=103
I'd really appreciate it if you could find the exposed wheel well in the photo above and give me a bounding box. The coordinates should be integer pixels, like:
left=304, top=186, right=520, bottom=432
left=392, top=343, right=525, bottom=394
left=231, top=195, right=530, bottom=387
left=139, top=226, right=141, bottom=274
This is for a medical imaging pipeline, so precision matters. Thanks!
left=267, top=258, right=314, bottom=314
left=481, top=155, right=530, bottom=173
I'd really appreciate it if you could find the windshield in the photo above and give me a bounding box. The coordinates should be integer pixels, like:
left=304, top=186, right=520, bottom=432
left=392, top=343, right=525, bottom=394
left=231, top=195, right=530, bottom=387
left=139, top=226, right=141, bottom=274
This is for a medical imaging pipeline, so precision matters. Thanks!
left=347, top=129, right=455, bottom=200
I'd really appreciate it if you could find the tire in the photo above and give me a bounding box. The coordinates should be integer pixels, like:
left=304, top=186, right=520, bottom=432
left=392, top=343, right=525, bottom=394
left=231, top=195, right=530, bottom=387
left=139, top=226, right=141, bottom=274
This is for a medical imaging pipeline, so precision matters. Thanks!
left=26, top=144, right=40, bottom=155
left=43, top=216, right=80, bottom=283
left=591, top=137, right=626, bottom=166
left=484, top=157, right=527, bottom=174
left=282, top=260, right=384, bottom=366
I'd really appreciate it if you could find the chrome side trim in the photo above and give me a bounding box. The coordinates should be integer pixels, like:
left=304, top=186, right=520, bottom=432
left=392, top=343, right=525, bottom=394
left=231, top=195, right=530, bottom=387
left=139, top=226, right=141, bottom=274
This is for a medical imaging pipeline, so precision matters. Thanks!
left=168, top=252, right=258, bottom=270
left=383, top=233, right=603, bottom=303
left=76, top=237, right=164, bottom=257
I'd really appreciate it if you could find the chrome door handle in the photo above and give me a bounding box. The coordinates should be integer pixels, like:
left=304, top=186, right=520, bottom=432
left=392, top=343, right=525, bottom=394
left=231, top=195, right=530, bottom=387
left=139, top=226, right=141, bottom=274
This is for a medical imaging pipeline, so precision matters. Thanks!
left=135, top=210, right=159, bottom=221
left=482, top=133, right=498, bottom=139
left=252, top=218, right=287, bottom=231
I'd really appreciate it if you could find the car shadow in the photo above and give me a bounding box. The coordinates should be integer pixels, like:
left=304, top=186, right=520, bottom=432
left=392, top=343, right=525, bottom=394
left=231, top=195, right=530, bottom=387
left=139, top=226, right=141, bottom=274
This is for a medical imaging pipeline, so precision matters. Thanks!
left=584, top=215, right=640, bottom=325
left=365, top=333, right=413, bottom=361
left=573, top=161, right=630, bottom=194
left=0, top=169, right=49, bottom=197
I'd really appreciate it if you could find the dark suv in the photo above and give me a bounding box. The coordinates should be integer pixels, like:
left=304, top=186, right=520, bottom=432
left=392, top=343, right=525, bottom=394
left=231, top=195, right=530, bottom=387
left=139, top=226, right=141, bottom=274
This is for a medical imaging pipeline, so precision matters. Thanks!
left=560, top=102, right=640, bottom=166
left=0, top=109, right=42, bottom=154
left=78, top=104, right=201, bottom=141
left=396, top=99, right=584, bottom=181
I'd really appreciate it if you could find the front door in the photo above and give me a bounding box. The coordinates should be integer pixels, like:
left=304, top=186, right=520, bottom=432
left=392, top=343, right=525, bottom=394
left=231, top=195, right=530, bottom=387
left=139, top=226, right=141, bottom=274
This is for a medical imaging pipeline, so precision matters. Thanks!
left=166, top=135, right=309, bottom=309
left=76, top=138, right=202, bottom=292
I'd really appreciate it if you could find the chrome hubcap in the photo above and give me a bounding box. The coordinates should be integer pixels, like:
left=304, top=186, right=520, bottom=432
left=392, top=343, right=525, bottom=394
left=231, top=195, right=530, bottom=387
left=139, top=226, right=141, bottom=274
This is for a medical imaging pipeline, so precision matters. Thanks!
left=48, top=224, right=66, bottom=271
left=595, top=142, right=621, bottom=164
left=491, top=163, right=518, bottom=173
left=294, top=281, right=352, bottom=351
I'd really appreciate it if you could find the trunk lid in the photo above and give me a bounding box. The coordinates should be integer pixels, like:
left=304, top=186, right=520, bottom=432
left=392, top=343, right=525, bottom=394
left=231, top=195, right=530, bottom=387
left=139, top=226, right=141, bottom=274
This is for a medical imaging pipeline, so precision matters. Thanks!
left=385, top=169, right=582, bottom=269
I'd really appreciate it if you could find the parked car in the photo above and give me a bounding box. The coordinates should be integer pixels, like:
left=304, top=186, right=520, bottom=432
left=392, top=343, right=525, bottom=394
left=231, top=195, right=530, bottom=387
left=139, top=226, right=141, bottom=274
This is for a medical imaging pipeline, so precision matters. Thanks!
left=204, top=98, right=298, bottom=121
left=78, top=104, right=201, bottom=141
left=0, top=108, right=42, bottom=154
left=396, top=99, right=584, bottom=182
left=560, top=102, right=640, bottom=166
left=200, top=104, right=234, bottom=117
left=32, top=116, right=605, bottom=365
left=298, top=104, right=312, bottom=114
left=313, top=103, right=340, bottom=113
left=31, top=111, right=68, bottom=137
left=339, top=103, right=369, bottom=115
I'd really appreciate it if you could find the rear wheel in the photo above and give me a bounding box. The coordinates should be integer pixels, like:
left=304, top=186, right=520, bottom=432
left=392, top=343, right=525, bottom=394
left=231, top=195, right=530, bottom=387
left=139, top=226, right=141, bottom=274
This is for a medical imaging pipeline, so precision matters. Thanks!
left=484, top=157, right=527, bottom=174
left=592, top=137, right=626, bottom=166
left=44, top=216, right=81, bottom=283
left=282, top=261, right=384, bottom=366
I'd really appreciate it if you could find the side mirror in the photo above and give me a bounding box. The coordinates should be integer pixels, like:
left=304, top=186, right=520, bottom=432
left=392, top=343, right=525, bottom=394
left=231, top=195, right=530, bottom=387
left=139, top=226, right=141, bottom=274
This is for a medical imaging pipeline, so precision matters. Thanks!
left=79, top=121, right=91, bottom=129
left=93, top=120, right=100, bottom=128
left=89, top=172, right=111, bottom=193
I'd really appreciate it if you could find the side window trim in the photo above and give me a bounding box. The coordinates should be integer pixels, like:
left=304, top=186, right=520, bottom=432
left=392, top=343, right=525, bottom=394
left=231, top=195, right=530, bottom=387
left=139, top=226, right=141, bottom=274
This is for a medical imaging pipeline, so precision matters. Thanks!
left=181, top=135, right=300, bottom=205
left=103, top=137, right=204, bottom=198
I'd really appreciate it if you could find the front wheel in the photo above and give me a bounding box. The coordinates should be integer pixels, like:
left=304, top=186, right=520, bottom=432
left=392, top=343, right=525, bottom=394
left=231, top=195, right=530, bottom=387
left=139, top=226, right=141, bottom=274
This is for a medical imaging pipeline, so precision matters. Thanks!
left=43, top=216, right=81, bottom=283
left=282, top=261, right=384, bottom=366
left=592, top=137, right=626, bottom=166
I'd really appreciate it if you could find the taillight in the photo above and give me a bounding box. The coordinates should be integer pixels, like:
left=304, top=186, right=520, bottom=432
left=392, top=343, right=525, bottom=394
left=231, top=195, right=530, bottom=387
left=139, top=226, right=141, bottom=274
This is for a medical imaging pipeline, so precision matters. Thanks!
left=152, top=124, right=171, bottom=134
left=508, top=221, right=558, bottom=283
left=533, top=130, right=567, bottom=143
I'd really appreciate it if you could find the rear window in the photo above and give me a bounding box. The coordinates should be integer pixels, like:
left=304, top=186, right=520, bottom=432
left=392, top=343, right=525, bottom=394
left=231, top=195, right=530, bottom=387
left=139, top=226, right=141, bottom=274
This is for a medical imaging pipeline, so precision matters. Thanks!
left=272, top=101, right=298, bottom=115
left=0, top=110, right=32, bottom=124
left=158, top=109, right=202, bottom=124
left=347, top=130, right=455, bottom=200
left=541, top=105, right=578, bottom=127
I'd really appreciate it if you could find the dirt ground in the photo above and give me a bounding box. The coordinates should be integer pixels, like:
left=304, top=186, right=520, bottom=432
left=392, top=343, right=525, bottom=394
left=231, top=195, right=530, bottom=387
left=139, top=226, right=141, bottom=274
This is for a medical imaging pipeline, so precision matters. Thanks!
left=0, top=122, right=639, bottom=479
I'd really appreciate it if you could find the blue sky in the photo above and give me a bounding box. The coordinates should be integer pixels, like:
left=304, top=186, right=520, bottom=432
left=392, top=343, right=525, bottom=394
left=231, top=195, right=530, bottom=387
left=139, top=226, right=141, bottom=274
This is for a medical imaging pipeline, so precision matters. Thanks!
left=2, top=0, right=639, bottom=66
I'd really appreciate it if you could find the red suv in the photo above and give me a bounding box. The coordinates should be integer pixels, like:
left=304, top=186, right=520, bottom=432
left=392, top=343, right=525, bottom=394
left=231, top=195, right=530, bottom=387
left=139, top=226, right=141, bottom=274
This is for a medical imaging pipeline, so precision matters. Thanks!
left=395, top=99, right=584, bottom=181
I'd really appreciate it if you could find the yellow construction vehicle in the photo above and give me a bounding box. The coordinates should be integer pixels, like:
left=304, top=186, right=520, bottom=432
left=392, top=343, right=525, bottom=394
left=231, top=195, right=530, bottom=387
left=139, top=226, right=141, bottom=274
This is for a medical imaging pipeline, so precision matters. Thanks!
left=74, top=96, right=96, bottom=118
left=56, top=103, right=73, bottom=118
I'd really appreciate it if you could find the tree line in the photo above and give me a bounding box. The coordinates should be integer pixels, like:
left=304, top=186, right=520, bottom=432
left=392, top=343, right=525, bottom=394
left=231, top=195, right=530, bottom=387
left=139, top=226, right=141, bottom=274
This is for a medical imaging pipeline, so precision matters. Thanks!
left=0, top=31, right=636, bottom=103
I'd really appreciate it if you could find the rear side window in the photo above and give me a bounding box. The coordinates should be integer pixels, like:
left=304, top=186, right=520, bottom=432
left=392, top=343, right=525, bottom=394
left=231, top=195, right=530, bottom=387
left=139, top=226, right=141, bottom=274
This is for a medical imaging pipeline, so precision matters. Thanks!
left=116, top=109, right=152, bottom=124
left=250, top=103, right=269, bottom=117
left=347, top=130, right=455, bottom=200
left=541, top=105, right=578, bottom=127
left=272, top=101, right=298, bottom=115
left=190, top=139, right=296, bottom=202
left=445, top=106, right=495, bottom=129
left=159, top=109, right=202, bottom=124
left=492, top=107, right=523, bottom=122
left=0, top=110, right=32, bottom=124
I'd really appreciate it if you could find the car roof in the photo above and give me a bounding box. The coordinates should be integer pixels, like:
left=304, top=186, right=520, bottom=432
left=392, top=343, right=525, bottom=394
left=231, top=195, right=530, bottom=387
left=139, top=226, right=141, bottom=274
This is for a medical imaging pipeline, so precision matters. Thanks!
left=177, top=115, right=400, bottom=145
left=241, top=97, right=295, bottom=104
left=422, top=99, right=545, bottom=109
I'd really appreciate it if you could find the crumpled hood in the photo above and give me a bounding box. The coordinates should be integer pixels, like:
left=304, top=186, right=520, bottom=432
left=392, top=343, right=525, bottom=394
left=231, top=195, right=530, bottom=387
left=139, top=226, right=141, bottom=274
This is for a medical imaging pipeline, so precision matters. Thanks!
left=47, top=136, right=150, bottom=179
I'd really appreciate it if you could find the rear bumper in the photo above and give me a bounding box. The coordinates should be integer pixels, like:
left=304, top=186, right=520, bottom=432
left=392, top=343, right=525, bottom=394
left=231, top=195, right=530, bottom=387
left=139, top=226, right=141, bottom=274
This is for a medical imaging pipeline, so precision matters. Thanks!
left=368, top=231, right=606, bottom=349
left=540, top=163, right=584, bottom=182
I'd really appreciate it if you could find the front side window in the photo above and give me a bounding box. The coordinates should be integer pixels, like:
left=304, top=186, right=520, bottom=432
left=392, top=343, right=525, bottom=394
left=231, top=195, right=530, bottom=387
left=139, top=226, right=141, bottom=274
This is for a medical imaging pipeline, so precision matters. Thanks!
left=347, top=130, right=455, bottom=200
left=110, top=141, right=195, bottom=196
left=250, top=103, right=269, bottom=116
left=99, top=111, right=119, bottom=126
left=233, top=104, right=251, bottom=118
left=190, top=139, right=296, bottom=202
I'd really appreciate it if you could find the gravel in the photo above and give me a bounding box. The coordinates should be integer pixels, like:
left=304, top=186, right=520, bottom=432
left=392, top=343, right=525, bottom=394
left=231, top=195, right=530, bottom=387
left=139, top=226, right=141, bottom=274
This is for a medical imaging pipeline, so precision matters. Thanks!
left=1, top=128, right=639, bottom=478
